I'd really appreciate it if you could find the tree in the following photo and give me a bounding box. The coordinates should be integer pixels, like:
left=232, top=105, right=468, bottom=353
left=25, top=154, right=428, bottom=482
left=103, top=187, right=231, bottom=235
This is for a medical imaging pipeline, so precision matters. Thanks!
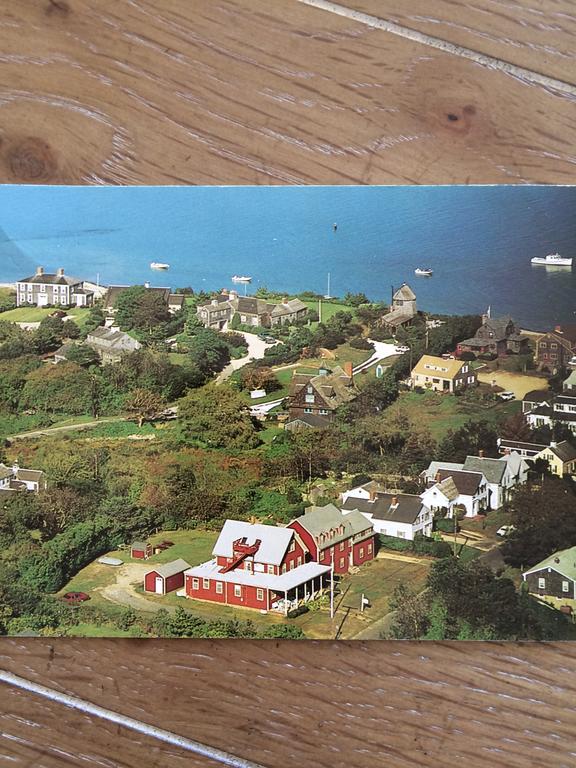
left=21, top=362, right=96, bottom=414
left=178, top=383, right=260, bottom=449
left=501, top=412, right=535, bottom=442
left=503, top=478, right=576, bottom=568
left=34, top=316, right=68, bottom=353
left=64, top=343, right=100, bottom=368
left=0, top=355, right=42, bottom=411
left=387, top=583, right=429, bottom=639
left=114, top=286, right=171, bottom=332
left=83, top=305, right=106, bottom=334
left=240, top=366, right=280, bottom=393
left=124, top=388, right=167, bottom=426
left=187, top=329, right=231, bottom=377
left=437, top=420, right=498, bottom=463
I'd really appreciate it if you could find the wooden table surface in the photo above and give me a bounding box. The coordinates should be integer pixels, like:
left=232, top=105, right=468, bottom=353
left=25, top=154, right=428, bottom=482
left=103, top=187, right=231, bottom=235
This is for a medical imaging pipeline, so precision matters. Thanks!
left=1, top=2, right=575, bottom=766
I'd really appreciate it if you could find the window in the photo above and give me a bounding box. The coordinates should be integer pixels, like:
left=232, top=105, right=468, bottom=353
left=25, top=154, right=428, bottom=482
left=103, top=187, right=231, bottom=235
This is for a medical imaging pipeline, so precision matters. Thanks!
left=359, top=547, right=364, bottom=557
left=562, top=581, right=570, bottom=593
left=234, top=585, right=242, bottom=598
left=256, top=588, right=264, bottom=601
left=216, top=581, right=223, bottom=594
left=281, top=564, right=286, bottom=574
left=367, top=543, right=372, bottom=553
left=289, top=540, right=295, bottom=552
left=339, top=558, right=345, bottom=568
left=538, top=577, right=546, bottom=589
left=319, top=409, right=329, bottom=415
left=203, top=578, right=210, bottom=589
left=267, top=564, right=274, bottom=574
left=289, top=561, right=295, bottom=571
left=339, top=542, right=345, bottom=551
left=397, top=531, right=406, bottom=538
left=551, top=343, right=558, bottom=349
left=297, top=556, right=302, bottom=566
left=540, top=342, right=547, bottom=349
left=304, top=407, right=313, bottom=414
left=307, top=385, right=313, bottom=393
left=192, top=578, right=199, bottom=590
left=245, top=560, right=252, bottom=572
left=305, top=394, right=315, bottom=404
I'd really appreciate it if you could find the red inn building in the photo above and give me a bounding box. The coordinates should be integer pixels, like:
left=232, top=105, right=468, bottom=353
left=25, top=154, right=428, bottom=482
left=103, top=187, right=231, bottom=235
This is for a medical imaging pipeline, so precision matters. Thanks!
left=288, top=504, right=376, bottom=575
left=184, top=521, right=331, bottom=615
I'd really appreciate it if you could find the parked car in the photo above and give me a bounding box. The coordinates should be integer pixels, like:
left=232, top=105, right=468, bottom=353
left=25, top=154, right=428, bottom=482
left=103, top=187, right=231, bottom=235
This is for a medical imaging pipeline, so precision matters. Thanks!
left=395, top=345, right=410, bottom=354
left=496, top=524, right=516, bottom=537
left=62, top=591, right=90, bottom=603
left=498, top=391, right=515, bottom=401
left=568, top=356, right=576, bottom=368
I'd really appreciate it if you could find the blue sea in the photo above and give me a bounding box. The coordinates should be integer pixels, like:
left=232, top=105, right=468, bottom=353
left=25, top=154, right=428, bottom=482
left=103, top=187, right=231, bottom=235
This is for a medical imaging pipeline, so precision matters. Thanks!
left=0, top=185, right=575, bottom=329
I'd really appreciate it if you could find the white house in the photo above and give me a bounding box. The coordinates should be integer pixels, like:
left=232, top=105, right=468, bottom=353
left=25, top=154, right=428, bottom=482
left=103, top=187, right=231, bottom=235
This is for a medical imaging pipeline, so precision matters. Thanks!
left=0, top=463, right=46, bottom=494
left=17, top=266, right=93, bottom=308
left=420, top=469, right=488, bottom=518
left=341, top=483, right=433, bottom=539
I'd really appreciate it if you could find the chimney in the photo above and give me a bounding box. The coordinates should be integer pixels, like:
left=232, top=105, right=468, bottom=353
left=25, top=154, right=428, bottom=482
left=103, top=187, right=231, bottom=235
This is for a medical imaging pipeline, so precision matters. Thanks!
left=35, top=266, right=44, bottom=276
left=229, top=289, right=238, bottom=299
left=478, top=449, right=484, bottom=458
left=435, top=471, right=441, bottom=482
left=211, top=299, right=218, bottom=306
left=391, top=496, right=398, bottom=507
left=369, top=488, right=376, bottom=501
left=550, top=441, right=557, bottom=448
left=343, top=361, right=354, bottom=379
left=555, top=325, right=563, bottom=334
left=57, top=267, right=65, bottom=277
left=144, top=281, right=150, bottom=289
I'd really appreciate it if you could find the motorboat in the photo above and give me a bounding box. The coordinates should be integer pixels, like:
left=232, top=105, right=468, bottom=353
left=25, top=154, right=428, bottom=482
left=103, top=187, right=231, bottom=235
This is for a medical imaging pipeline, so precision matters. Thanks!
left=531, top=253, right=572, bottom=266
left=150, top=262, right=170, bottom=270
left=232, top=275, right=252, bottom=283
left=414, top=267, right=433, bottom=276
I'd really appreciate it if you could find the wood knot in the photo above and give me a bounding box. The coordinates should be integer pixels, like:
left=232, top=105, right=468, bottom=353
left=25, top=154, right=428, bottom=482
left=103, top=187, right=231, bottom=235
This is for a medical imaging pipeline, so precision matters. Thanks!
left=46, top=0, right=70, bottom=15
left=6, top=138, right=57, bottom=181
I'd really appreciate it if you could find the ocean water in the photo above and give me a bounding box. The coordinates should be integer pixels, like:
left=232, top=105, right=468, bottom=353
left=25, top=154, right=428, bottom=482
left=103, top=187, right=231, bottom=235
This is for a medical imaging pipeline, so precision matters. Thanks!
left=0, top=185, right=574, bottom=329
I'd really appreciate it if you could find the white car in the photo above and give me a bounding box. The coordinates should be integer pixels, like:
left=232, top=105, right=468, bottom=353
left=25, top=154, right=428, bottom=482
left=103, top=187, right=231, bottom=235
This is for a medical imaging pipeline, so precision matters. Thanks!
left=498, top=391, right=515, bottom=401
left=496, top=525, right=516, bottom=537
left=568, top=356, right=576, bottom=368
left=395, top=345, right=410, bottom=354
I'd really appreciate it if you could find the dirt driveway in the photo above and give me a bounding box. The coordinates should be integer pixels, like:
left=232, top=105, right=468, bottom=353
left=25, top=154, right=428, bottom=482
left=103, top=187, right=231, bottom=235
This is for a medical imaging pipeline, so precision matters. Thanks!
left=477, top=370, right=548, bottom=399
left=96, top=563, right=174, bottom=613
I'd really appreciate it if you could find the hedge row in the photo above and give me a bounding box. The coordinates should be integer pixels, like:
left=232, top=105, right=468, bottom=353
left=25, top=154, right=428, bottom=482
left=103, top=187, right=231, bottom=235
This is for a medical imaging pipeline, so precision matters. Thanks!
left=378, top=534, right=452, bottom=558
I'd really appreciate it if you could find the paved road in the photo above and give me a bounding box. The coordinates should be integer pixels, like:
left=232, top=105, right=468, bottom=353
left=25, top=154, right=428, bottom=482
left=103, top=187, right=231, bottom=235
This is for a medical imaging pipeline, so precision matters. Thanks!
left=216, top=331, right=274, bottom=382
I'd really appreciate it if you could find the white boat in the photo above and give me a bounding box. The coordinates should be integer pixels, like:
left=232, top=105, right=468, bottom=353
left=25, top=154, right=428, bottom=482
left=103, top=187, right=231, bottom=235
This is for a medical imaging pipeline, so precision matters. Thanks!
left=231, top=275, right=252, bottom=283
left=414, top=267, right=433, bottom=276
left=531, top=253, right=572, bottom=267
left=150, top=262, right=170, bottom=270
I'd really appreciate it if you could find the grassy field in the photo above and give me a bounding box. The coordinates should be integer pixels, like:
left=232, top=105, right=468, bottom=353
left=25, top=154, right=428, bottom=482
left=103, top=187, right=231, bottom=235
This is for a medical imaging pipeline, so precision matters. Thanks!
left=388, top=390, right=521, bottom=440
left=67, top=623, right=137, bottom=638
left=0, top=306, right=91, bottom=325
left=301, top=299, right=357, bottom=327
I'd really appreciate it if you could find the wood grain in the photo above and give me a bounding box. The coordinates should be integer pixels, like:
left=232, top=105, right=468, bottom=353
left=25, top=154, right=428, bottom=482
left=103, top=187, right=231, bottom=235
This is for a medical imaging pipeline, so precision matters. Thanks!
left=2, top=638, right=576, bottom=768
left=0, top=0, right=575, bottom=185
left=1, top=1, right=576, bottom=767
left=345, top=0, right=576, bottom=84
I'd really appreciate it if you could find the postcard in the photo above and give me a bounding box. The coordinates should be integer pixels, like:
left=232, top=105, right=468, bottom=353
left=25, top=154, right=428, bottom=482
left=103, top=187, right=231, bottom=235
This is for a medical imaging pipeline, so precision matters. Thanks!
left=0, top=184, right=574, bottom=640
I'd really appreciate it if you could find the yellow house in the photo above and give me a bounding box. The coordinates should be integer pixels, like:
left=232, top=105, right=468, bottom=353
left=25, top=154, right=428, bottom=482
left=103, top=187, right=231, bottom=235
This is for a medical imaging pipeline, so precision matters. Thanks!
left=534, top=441, right=576, bottom=477
left=411, top=355, right=477, bottom=393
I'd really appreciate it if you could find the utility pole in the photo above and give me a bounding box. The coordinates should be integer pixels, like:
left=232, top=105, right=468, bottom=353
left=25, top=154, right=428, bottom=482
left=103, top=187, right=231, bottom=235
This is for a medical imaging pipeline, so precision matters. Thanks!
left=330, top=552, right=335, bottom=619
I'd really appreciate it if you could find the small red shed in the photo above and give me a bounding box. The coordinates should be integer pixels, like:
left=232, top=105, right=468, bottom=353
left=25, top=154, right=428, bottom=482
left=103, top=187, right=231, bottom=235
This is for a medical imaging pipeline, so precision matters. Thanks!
left=144, top=559, right=191, bottom=595
left=131, top=540, right=152, bottom=560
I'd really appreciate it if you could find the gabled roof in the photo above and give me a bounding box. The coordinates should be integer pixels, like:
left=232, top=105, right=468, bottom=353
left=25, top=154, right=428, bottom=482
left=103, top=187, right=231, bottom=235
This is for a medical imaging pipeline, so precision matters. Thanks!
left=131, top=540, right=150, bottom=549
left=412, top=355, right=469, bottom=381
left=269, top=298, right=307, bottom=316
left=462, top=456, right=506, bottom=484
left=393, top=283, right=416, bottom=301
left=212, top=520, right=293, bottom=566
left=343, top=493, right=424, bottom=524
left=294, top=504, right=371, bottom=545
left=285, top=414, right=331, bottom=429
left=523, top=546, right=576, bottom=581
left=15, top=468, right=45, bottom=483
left=498, top=438, right=547, bottom=455
left=185, top=559, right=330, bottom=592
left=435, top=469, right=484, bottom=496
left=564, top=370, right=576, bottom=389
left=522, top=389, right=550, bottom=403
left=104, top=285, right=171, bottom=308
left=422, top=461, right=464, bottom=479
left=434, top=476, right=459, bottom=502
left=541, top=325, right=576, bottom=344
left=149, top=559, right=190, bottom=578
left=289, top=366, right=358, bottom=409
left=540, top=441, right=576, bottom=463
left=0, top=464, right=14, bottom=481
left=19, top=270, right=82, bottom=286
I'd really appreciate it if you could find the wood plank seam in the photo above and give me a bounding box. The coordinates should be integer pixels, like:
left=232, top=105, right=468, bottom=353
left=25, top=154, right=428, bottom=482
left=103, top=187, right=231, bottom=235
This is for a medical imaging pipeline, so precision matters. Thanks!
left=297, top=0, right=576, bottom=96
left=0, top=669, right=267, bottom=768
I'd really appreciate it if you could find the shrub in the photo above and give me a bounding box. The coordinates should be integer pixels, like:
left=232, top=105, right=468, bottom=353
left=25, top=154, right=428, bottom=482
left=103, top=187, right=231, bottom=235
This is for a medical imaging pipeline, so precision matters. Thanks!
left=378, top=534, right=413, bottom=552
left=287, top=604, right=309, bottom=618
left=349, top=337, right=374, bottom=351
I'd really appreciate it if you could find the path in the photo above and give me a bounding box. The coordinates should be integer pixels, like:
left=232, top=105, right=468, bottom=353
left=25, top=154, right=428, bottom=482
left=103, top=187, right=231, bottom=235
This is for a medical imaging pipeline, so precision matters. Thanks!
left=353, top=340, right=401, bottom=374
left=96, top=563, right=176, bottom=614
left=7, top=415, right=125, bottom=441
left=216, top=331, right=274, bottom=382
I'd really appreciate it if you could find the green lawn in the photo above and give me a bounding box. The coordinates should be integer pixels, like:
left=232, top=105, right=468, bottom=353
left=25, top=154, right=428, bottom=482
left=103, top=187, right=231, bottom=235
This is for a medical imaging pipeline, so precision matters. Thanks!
left=301, top=299, right=357, bottom=327
left=388, top=390, right=521, bottom=440
left=0, top=306, right=91, bottom=325
left=67, top=623, right=137, bottom=638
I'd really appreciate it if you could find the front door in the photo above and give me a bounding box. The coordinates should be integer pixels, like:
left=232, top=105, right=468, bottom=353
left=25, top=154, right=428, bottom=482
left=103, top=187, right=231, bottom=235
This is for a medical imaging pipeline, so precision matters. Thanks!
left=155, top=576, right=164, bottom=595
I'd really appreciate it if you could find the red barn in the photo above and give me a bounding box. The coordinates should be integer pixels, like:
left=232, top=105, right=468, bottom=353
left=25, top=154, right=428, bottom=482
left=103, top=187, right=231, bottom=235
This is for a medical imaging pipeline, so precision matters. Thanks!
left=131, top=540, right=152, bottom=560
left=185, top=520, right=330, bottom=615
left=144, top=559, right=190, bottom=595
left=288, top=504, right=376, bottom=575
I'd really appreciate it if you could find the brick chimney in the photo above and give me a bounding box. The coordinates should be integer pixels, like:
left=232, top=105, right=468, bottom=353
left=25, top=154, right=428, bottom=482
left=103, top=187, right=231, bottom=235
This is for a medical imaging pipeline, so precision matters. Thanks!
left=391, top=495, right=398, bottom=506
left=35, top=266, right=44, bottom=276
left=555, top=325, right=563, bottom=334
left=343, top=361, right=354, bottom=379
left=478, top=449, right=484, bottom=458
